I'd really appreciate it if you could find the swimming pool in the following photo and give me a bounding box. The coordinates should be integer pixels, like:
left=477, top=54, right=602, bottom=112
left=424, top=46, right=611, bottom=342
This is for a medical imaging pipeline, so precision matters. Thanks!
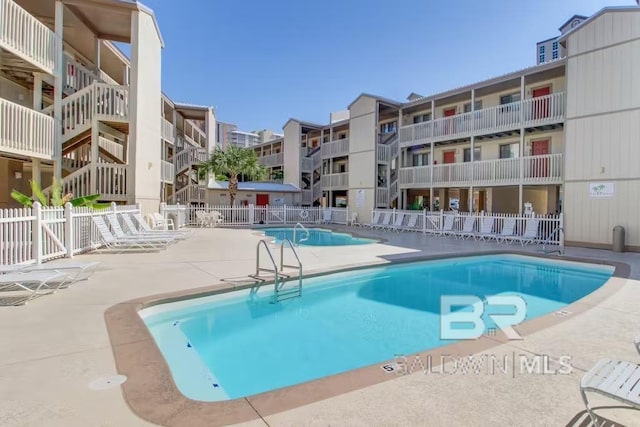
left=260, top=227, right=374, bottom=246
left=140, top=254, right=613, bottom=402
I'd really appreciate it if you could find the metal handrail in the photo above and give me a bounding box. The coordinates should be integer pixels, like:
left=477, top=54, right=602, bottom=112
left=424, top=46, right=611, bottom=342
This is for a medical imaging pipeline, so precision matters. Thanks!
left=279, top=238, right=303, bottom=300
left=293, top=222, right=309, bottom=245
left=542, top=227, right=564, bottom=254
left=256, top=240, right=279, bottom=284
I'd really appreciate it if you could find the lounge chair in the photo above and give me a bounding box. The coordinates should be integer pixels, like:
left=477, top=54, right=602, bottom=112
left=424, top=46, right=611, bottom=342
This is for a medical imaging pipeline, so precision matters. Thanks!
left=348, top=212, right=359, bottom=227
left=0, top=261, right=100, bottom=287
left=120, top=213, right=188, bottom=240
left=402, top=213, right=419, bottom=232
left=495, top=217, right=517, bottom=243
left=475, top=217, right=496, bottom=241
left=132, top=212, right=189, bottom=235
left=456, top=216, right=476, bottom=239
left=91, top=216, right=168, bottom=251
left=106, top=214, right=175, bottom=245
left=373, top=212, right=393, bottom=230
left=0, top=271, right=67, bottom=305
left=321, top=209, right=332, bottom=224
left=388, top=213, right=406, bottom=232
left=439, top=215, right=456, bottom=237
left=149, top=212, right=176, bottom=230
left=365, top=211, right=382, bottom=229
left=503, top=218, right=540, bottom=246
left=580, top=336, right=640, bottom=426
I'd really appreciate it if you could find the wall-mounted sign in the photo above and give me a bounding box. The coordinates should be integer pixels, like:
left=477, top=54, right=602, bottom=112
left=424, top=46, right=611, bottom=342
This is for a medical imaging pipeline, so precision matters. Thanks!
left=356, top=189, right=365, bottom=208
left=273, top=197, right=284, bottom=205
left=589, top=182, right=615, bottom=198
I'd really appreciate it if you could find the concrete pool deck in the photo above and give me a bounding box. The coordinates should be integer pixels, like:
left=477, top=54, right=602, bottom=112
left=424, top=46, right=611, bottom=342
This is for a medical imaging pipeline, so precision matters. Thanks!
left=1, top=227, right=639, bottom=426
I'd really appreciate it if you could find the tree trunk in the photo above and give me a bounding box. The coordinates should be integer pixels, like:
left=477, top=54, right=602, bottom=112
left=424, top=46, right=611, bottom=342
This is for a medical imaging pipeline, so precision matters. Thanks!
left=229, top=175, right=238, bottom=207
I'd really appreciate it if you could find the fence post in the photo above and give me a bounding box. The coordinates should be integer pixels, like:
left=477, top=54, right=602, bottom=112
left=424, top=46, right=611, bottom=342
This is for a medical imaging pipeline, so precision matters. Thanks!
left=266, top=205, right=270, bottom=225
left=559, top=212, right=564, bottom=246
left=283, top=205, right=288, bottom=224
left=249, top=204, right=255, bottom=224
left=160, top=201, right=167, bottom=229
left=32, top=202, right=43, bottom=264
left=422, top=209, right=426, bottom=234
left=440, top=209, right=444, bottom=231
left=64, top=202, right=74, bottom=258
left=392, top=207, right=396, bottom=224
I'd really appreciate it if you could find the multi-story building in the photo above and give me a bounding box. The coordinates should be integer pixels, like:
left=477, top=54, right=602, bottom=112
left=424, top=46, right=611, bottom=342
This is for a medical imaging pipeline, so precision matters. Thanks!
left=536, top=15, right=587, bottom=64
left=0, top=0, right=216, bottom=211
left=229, top=129, right=260, bottom=147
left=216, top=121, right=237, bottom=148
left=255, top=6, right=640, bottom=249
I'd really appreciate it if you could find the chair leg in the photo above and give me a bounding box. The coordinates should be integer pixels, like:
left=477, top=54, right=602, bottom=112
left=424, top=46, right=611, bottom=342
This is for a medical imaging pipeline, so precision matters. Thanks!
left=580, top=389, right=601, bottom=427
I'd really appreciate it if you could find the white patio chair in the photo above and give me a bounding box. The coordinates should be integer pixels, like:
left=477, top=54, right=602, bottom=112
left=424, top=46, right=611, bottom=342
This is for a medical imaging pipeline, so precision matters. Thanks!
left=151, top=212, right=175, bottom=230
left=456, top=216, right=476, bottom=239
left=106, top=214, right=175, bottom=245
left=439, top=215, right=456, bottom=237
left=0, top=271, right=67, bottom=305
left=495, top=217, right=517, bottom=243
left=120, top=214, right=188, bottom=240
left=580, top=336, right=640, bottom=426
left=503, top=218, right=540, bottom=246
left=475, top=217, right=496, bottom=241
left=132, top=212, right=190, bottom=235
left=321, top=209, right=332, bottom=224
left=91, top=216, right=167, bottom=251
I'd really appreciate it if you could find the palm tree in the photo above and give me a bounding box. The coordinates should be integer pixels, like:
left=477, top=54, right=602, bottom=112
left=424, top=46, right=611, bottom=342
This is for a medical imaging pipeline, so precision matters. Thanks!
left=198, top=145, right=267, bottom=206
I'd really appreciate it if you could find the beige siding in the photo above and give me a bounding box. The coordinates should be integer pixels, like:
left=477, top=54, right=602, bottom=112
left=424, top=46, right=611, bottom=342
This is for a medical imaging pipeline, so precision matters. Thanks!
left=0, top=76, right=33, bottom=108
left=564, top=8, right=640, bottom=248
left=283, top=121, right=301, bottom=186
left=348, top=96, right=377, bottom=222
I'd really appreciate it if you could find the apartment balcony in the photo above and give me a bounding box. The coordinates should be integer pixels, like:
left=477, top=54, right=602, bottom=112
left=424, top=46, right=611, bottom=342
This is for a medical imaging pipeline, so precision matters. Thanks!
left=301, top=156, right=313, bottom=171
left=258, top=152, right=284, bottom=168
left=0, top=98, right=56, bottom=160
left=59, top=163, right=130, bottom=202
left=171, top=184, right=206, bottom=204
left=321, top=138, right=349, bottom=158
left=184, top=120, right=207, bottom=147
left=162, top=118, right=175, bottom=144
left=398, top=154, right=563, bottom=188
left=161, top=160, right=175, bottom=183
left=0, top=0, right=58, bottom=75
left=174, top=147, right=208, bottom=174
left=320, top=172, right=349, bottom=189
left=399, top=92, right=566, bottom=147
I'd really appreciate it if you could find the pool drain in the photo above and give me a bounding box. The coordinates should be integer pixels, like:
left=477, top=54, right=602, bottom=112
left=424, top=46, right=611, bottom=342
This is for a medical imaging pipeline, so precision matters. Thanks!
left=89, top=375, right=128, bottom=390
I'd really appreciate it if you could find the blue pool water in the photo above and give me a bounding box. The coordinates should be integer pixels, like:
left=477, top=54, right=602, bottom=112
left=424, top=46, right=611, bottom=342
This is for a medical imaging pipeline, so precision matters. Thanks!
left=141, top=254, right=613, bottom=401
left=260, top=227, right=374, bottom=246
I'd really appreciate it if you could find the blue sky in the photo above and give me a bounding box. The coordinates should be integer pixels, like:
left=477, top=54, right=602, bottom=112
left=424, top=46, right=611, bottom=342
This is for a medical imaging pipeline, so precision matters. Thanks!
left=138, top=0, right=633, bottom=131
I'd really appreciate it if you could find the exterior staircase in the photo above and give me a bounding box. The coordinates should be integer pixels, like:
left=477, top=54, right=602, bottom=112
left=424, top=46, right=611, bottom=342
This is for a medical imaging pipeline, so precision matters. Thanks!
left=376, top=132, right=399, bottom=207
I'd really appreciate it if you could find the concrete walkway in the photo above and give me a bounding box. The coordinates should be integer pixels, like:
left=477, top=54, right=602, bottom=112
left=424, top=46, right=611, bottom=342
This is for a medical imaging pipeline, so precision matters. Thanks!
left=0, top=227, right=639, bottom=426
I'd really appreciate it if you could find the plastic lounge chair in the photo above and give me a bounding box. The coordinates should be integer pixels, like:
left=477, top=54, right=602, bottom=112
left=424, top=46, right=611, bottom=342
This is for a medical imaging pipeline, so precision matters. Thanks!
left=151, top=212, right=176, bottom=230
left=365, top=211, right=382, bottom=229
left=0, top=271, right=67, bottom=305
left=132, top=212, right=189, bottom=235
left=0, top=261, right=100, bottom=287
left=91, top=216, right=167, bottom=251
left=374, top=212, right=392, bottom=230
left=402, top=213, right=419, bottom=232
left=495, top=217, right=517, bottom=243
left=580, top=336, right=640, bottom=426
left=475, top=217, right=496, bottom=241
left=120, top=213, right=188, bottom=240
left=439, top=215, right=456, bottom=237
left=106, top=214, right=175, bottom=245
left=504, top=218, right=540, bottom=246
left=388, top=213, right=406, bottom=232
left=456, top=216, right=476, bottom=239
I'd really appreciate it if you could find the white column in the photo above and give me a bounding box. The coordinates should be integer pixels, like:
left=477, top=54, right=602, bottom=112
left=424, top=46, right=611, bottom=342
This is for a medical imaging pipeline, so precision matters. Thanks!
left=518, top=75, right=525, bottom=213
left=91, top=121, right=99, bottom=194
left=470, top=89, right=475, bottom=212
left=32, top=159, right=42, bottom=189
left=95, top=38, right=101, bottom=73
left=429, top=99, right=435, bottom=207
left=53, top=1, right=64, bottom=180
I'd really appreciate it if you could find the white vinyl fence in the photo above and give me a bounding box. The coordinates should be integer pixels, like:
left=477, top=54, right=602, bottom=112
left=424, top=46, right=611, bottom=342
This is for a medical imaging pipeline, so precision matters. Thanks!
left=0, top=202, right=140, bottom=266
left=161, top=204, right=350, bottom=228
left=370, top=208, right=564, bottom=246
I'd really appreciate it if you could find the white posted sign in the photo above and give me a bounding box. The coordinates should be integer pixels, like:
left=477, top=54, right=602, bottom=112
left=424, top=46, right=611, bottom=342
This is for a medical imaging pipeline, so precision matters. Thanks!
left=589, top=182, right=615, bottom=198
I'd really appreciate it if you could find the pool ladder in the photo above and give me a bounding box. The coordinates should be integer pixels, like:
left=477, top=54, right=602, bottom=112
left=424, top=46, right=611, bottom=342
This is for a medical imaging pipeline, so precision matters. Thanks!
left=293, top=222, right=309, bottom=246
left=541, top=227, right=565, bottom=255
left=253, top=239, right=303, bottom=303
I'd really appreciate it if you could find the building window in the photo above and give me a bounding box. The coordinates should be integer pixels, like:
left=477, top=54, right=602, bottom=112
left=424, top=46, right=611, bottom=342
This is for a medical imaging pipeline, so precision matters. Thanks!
left=499, top=143, right=520, bottom=159
left=463, top=147, right=481, bottom=162
left=552, top=41, right=559, bottom=60
left=413, top=113, right=432, bottom=124
left=552, top=50, right=558, bottom=60
left=412, top=153, right=430, bottom=166
left=463, top=100, right=483, bottom=113
left=338, top=133, right=347, bottom=139
left=552, top=41, right=558, bottom=50
left=500, top=93, right=521, bottom=105
left=539, top=45, right=545, bottom=54
left=380, top=121, right=397, bottom=134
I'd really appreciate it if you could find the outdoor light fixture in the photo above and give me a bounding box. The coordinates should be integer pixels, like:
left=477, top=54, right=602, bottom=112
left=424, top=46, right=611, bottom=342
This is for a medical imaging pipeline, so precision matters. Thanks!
left=14, top=171, right=22, bottom=179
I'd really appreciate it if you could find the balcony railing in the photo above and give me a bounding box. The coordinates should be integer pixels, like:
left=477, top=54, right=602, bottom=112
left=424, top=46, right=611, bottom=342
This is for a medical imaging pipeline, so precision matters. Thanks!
left=0, top=98, right=55, bottom=160
left=400, top=92, right=565, bottom=147
left=301, top=156, right=313, bottom=171
left=377, top=188, right=389, bottom=207
left=95, top=163, right=129, bottom=201
left=302, top=189, right=313, bottom=205
left=321, top=138, right=349, bottom=158
left=174, top=147, right=208, bottom=173
left=162, top=118, right=175, bottom=143
left=398, top=154, right=563, bottom=188
left=258, top=152, right=284, bottom=167
left=320, top=172, right=349, bottom=189
left=161, top=160, right=175, bottom=183
left=98, top=137, right=124, bottom=162
left=0, top=0, right=58, bottom=74
left=184, top=120, right=207, bottom=147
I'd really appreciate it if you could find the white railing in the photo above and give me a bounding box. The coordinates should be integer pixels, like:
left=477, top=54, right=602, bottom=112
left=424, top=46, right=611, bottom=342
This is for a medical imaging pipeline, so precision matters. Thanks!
left=0, top=0, right=58, bottom=74
left=98, top=137, right=125, bottom=162
left=321, top=138, right=349, bottom=158
left=63, top=56, right=98, bottom=94
left=399, top=92, right=566, bottom=147
left=95, top=163, right=129, bottom=201
left=377, top=144, right=390, bottom=163
left=302, top=190, right=313, bottom=205
left=161, top=160, right=175, bottom=183
left=162, top=118, right=175, bottom=143
left=94, top=83, right=129, bottom=120
left=62, top=143, right=90, bottom=171
left=258, top=152, right=284, bottom=167
left=161, top=204, right=350, bottom=227
left=169, top=184, right=207, bottom=204
left=321, top=172, right=349, bottom=189
left=313, top=181, right=321, bottom=201
left=313, top=149, right=322, bottom=169
left=301, top=156, right=313, bottom=171
left=377, top=188, right=389, bottom=207
left=390, top=179, right=398, bottom=201
left=184, top=120, right=206, bottom=147
left=0, top=202, right=141, bottom=266
left=370, top=208, right=564, bottom=245
left=174, top=147, right=208, bottom=172
left=0, top=98, right=55, bottom=159
left=399, top=154, right=563, bottom=187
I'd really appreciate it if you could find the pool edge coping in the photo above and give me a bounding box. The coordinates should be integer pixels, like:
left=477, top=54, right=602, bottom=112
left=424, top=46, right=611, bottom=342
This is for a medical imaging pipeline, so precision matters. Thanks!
left=104, top=251, right=630, bottom=427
